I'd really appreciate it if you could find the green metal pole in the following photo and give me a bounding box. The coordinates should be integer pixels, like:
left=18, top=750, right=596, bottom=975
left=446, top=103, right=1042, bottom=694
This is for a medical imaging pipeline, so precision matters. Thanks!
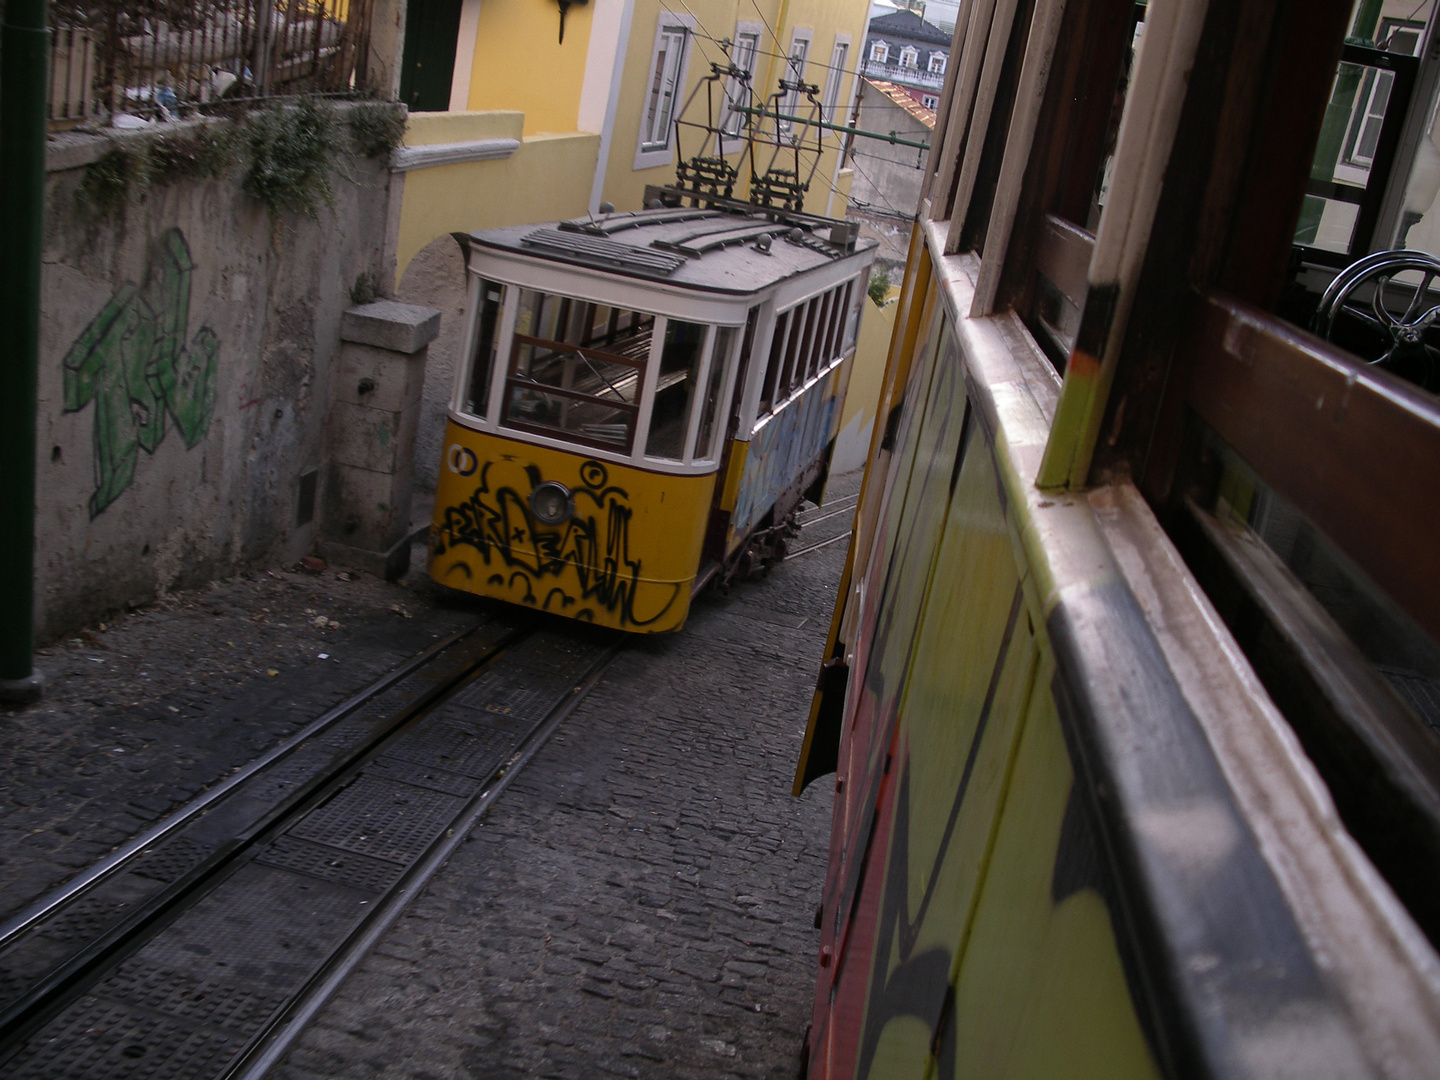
left=733, top=105, right=933, bottom=152
left=0, top=0, right=50, bottom=705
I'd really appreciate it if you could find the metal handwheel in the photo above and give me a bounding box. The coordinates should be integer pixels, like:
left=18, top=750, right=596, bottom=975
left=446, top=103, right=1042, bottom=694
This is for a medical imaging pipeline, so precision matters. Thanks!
left=1313, top=249, right=1440, bottom=391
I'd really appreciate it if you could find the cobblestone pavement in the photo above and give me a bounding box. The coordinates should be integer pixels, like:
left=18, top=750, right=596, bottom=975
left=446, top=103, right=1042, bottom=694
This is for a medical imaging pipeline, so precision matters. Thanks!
left=0, top=560, right=485, bottom=925
left=0, top=469, right=858, bottom=1078
left=269, top=476, right=860, bottom=1080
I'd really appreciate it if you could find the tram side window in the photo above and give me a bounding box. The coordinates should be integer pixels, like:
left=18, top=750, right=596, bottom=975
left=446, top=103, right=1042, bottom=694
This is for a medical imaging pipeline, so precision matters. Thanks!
left=760, top=311, right=789, bottom=415
left=504, top=289, right=653, bottom=452
left=463, top=279, right=505, bottom=418
left=840, top=280, right=860, bottom=353
left=646, top=319, right=708, bottom=460
left=781, top=304, right=808, bottom=397
left=695, top=324, right=738, bottom=461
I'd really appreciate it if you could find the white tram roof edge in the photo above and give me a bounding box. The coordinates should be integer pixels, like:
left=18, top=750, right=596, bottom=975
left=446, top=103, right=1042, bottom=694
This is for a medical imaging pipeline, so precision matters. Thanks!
left=467, top=202, right=879, bottom=300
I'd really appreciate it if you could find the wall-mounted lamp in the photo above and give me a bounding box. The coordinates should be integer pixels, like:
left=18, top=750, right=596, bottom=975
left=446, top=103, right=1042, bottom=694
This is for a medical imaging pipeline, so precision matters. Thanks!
left=556, top=0, right=588, bottom=43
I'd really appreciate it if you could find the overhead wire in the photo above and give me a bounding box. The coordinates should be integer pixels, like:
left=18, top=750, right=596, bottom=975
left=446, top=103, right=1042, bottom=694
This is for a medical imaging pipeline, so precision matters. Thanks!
left=657, top=0, right=937, bottom=219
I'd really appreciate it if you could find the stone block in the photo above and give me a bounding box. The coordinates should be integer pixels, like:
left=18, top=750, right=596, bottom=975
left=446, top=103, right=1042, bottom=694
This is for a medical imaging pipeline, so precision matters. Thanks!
left=340, top=300, right=441, bottom=354
left=332, top=342, right=427, bottom=412
left=323, top=461, right=413, bottom=551
left=330, top=401, right=404, bottom=473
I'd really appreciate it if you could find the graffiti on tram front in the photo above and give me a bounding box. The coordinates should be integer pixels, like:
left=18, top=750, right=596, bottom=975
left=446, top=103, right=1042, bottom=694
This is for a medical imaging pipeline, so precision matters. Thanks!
left=433, top=457, right=679, bottom=627
left=62, top=228, right=219, bottom=518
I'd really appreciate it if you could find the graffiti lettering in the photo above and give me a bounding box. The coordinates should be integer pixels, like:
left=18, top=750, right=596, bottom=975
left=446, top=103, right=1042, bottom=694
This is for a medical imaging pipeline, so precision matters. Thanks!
left=434, top=458, right=679, bottom=627
left=62, top=228, right=219, bottom=518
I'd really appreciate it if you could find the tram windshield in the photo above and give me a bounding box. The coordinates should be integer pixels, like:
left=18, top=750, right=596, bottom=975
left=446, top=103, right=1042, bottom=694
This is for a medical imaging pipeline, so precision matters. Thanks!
left=459, top=283, right=743, bottom=465
left=504, top=290, right=654, bottom=452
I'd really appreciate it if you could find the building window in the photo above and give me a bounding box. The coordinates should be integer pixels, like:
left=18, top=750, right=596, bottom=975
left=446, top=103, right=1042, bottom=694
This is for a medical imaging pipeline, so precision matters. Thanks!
left=899, top=45, right=918, bottom=69
left=642, top=21, right=689, bottom=151
left=721, top=28, right=762, bottom=137
left=779, top=32, right=812, bottom=136
left=870, top=40, right=889, bottom=64
left=928, top=52, right=946, bottom=75
left=634, top=13, right=695, bottom=169
left=821, top=38, right=850, bottom=125
left=922, top=94, right=939, bottom=109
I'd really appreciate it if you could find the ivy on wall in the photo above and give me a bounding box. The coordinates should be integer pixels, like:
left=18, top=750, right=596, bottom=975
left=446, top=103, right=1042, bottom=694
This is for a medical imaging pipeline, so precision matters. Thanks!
left=73, top=100, right=408, bottom=226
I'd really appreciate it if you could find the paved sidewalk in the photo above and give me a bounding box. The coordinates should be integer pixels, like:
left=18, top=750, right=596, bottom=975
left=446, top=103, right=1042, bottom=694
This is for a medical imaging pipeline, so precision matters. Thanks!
left=270, top=478, right=858, bottom=1080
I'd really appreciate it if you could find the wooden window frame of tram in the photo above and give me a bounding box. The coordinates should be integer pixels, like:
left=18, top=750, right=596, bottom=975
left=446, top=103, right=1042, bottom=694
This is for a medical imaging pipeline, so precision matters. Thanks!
left=503, top=333, right=646, bottom=455
left=928, top=0, right=1440, bottom=946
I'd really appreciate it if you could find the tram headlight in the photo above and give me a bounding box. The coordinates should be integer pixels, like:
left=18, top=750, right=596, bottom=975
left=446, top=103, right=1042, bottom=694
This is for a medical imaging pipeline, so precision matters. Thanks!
left=529, top=481, right=574, bottom=526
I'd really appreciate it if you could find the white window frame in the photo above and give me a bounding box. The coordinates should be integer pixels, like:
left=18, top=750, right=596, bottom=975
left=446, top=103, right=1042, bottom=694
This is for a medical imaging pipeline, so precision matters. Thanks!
left=633, top=11, right=696, bottom=172
left=870, top=40, right=889, bottom=64
left=778, top=29, right=814, bottom=137
left=921, top=94, right=939, bottom=110
left=899, top=45, right=919, bottom=70
left=928, top=51, right=947, bottom=75
left=821, top=36, right=852, bottom=126
left=719, top=21, right=764, bottom=154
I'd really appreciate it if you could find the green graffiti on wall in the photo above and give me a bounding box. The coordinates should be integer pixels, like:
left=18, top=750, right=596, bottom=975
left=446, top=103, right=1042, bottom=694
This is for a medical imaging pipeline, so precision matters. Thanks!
left=63, top=228, right=219, bottom=518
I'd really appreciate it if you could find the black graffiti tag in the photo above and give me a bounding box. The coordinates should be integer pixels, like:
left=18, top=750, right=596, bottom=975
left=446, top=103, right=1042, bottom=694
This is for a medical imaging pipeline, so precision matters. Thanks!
left=435, top=459, right=679, bottom=627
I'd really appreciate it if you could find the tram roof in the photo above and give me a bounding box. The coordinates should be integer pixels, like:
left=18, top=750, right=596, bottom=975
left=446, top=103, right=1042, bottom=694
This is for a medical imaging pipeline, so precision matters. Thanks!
left=469, top=202, right=877, bottom=296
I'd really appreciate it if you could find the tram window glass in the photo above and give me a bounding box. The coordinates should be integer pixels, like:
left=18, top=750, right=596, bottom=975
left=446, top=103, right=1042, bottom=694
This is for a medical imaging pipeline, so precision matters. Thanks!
left=463, top=279, right=505, bottom=418
left=1207, top=435, right=1440, bottom=699
left=841, top=280, right=860, bottom=352
left=820, top=286, right=842, bottom=365
left=1087, top=4, right=1147, bottom=231
left=1294, top=0, right=1432, bottom=262
left=804, top=292, right=831, bottom=380
left=792, top=299, right=817, bottom=387
left=760, top=311, right=789, bottom=414
left=646, top=319, right=707, bottom=460
left=781, top=302, right=809, bottom=395
left=504, top=289, right=651, bottom=452
left=695, top=324, right=738, bottom=461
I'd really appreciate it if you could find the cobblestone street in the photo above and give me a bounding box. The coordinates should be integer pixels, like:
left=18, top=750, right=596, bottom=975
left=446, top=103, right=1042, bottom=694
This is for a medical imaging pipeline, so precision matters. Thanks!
left=270, top=498, right=849, bottom=1080
left=0, top=473, right=857, bottom=1079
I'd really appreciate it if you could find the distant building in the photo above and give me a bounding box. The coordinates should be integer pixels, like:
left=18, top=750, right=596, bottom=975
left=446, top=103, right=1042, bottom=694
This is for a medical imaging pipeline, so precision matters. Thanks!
left=844, top=80, right=935, bottom=268
left=867, top=0, right=960, bottom=36
left=861, top=8, right=953, bottom=111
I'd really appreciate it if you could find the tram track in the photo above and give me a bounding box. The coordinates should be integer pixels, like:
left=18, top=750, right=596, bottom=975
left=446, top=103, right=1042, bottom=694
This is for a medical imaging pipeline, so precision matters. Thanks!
left=787, top=493, right=858, bottom=561
left=0, top=613, right=621, bottom=1079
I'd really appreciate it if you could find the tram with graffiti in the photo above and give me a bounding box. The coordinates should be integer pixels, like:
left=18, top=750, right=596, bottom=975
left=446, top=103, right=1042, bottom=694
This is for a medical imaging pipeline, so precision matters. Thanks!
left=793, top=0, right=1440, bottom=1077
left=428, top=188, right=876, bottom=632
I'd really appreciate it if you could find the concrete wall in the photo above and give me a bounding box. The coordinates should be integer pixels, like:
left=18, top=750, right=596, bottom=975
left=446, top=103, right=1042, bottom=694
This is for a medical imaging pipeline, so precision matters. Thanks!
left=36, top=123, right=395, bottom=641
left=396, top=236, right=469, bottom=510
left=846, top=80, right=932, bottom=269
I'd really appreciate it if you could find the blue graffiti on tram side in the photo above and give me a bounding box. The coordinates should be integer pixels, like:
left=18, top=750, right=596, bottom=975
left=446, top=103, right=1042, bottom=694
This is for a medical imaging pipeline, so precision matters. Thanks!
left=732, top=374, right=840, bottom=538
left=62, top=228, right=219, bottom=518
left=433, top=457, right=679, bottom=627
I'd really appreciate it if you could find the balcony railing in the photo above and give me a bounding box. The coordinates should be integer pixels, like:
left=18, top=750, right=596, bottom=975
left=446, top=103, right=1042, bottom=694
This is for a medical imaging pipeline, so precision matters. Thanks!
left=861, top=58, right=946, bottom=90
left=48, top=0, right=376, bottom=126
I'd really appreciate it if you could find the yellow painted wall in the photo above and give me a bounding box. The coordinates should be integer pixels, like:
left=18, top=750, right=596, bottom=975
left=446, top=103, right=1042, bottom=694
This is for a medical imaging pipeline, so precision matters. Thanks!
left=462, top=0, right=596, bottom=134
left=394, top=112, right=599, bottom=286
left=599, top=0, right=870, bottom=211
left=832, top=279, right=895, bottom=473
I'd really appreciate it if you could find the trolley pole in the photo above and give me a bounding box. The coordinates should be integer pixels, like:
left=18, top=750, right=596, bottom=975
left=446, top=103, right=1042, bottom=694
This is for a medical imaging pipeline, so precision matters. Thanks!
left=0, top=0, right=50, bottom=705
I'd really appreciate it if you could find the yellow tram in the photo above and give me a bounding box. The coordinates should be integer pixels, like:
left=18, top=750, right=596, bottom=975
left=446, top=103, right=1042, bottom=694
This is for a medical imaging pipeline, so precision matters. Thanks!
left=428, top=189, right=877, bottom=632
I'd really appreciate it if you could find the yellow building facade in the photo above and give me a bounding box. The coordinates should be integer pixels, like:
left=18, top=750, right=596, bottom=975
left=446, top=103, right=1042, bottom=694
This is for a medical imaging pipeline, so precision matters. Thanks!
left=392, top=0, right=869, bottom=288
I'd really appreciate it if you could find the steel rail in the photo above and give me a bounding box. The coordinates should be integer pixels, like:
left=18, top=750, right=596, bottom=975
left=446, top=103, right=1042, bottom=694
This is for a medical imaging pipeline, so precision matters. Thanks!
left=0, top=617, right=489, bottom=950
left=227, top=640, right=625, bottom=1079
left=785, top=530, right=853, bottom=560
